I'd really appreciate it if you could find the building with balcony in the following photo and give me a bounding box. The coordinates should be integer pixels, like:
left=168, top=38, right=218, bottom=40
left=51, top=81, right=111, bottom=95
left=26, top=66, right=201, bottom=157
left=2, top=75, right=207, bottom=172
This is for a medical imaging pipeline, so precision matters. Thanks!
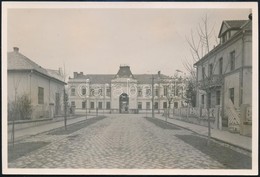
left=68, top=65, right=187, bottom=114
left=194, top=17, right=252, bottom=128
left=8, top=47, right=66, bottom=119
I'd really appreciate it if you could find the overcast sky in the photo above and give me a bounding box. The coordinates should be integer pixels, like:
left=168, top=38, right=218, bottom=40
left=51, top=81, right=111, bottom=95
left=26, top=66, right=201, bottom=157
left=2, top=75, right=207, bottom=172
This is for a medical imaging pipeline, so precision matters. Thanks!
left=7, top=6, right=250, bottom=78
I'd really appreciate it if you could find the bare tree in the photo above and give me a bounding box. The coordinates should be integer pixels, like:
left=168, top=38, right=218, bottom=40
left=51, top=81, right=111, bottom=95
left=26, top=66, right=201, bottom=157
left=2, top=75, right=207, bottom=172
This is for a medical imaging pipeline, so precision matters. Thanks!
left=184, top=14, right=219, bottom=145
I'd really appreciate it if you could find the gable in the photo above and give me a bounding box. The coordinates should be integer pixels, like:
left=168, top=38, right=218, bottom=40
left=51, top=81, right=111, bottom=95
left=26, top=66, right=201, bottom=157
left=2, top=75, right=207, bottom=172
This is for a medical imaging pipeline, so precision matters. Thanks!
left=218, top=22, right=229, bottom=38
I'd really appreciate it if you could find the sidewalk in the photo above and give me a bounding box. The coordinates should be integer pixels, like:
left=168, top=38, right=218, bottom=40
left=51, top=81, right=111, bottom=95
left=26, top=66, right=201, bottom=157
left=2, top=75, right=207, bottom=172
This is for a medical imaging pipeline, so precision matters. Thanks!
left=155, top=115, right=252, bottom=151
left=8, top=115, right=95, bottom=142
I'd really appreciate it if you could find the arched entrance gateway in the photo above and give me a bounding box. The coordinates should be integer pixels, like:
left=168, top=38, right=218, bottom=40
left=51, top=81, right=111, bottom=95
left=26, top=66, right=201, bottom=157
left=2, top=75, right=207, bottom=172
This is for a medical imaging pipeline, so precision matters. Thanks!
left=119, top=93, right=129, bottom=113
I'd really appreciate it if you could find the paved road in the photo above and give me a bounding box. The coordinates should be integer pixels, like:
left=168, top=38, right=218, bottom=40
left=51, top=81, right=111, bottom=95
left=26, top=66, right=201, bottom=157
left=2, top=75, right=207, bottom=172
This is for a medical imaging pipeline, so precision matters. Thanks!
left=9, top=114, right=227, bottom=169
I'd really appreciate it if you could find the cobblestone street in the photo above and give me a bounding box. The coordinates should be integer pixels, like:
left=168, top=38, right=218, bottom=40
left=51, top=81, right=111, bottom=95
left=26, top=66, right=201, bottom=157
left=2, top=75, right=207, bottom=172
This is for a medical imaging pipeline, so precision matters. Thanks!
left=8, top=114, right=249, bottom=169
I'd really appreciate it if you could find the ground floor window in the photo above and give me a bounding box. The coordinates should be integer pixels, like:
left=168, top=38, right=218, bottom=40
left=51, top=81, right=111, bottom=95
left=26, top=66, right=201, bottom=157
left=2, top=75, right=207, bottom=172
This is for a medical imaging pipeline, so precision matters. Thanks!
left=216, top=90, right=221, bottom=105
left=138, top=102, right=142, bottom=109
left=201, top=94, right=205, bottom=105
left=163, top=102, right=167, bottom=109
left=98, top=102, right=102, bottom=109
left=82, top=101, right=86, bottom=109
left=154, top=102, right=158, bottom=109
left=146, top=102, right=150, bottom=109
left=90, top=102, right=95, bottom=109
left=106, top=102, right=110, bottom=109
left=207, top=93, right=211, bottom=108
left=174, top=102, right=178, bottom=108
left=71, top=101, right=75, bottom=107
left=229, top=88, right=234, bottom=104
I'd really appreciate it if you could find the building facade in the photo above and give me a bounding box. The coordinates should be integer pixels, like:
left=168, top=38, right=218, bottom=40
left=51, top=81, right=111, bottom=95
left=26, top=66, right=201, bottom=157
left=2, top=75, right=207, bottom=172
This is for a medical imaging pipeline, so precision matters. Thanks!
left=68, top=66, right=187, bottom=113
left=8, top=47, right=66, bottom=119
left=194, top=18, right=252, bottom=128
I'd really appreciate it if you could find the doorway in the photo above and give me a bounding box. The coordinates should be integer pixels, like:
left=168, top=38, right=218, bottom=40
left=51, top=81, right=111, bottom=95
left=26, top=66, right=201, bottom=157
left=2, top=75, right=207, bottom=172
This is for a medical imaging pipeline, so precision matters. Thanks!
left=119, top=93, right=129, bottom=113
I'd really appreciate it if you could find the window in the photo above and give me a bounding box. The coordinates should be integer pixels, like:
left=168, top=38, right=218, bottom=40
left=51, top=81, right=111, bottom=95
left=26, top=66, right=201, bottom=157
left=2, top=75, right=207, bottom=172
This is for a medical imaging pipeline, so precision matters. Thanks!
left=106, top=88, right=111, bottom=97
left=90, top=89, right=94, bottom=96
left=216, top=90, right=221, bottom=105
left=71, top=88, right=75, bottom=96
left=229, top=88, right=235, bottom=104
left=82, top=101, right=86, bottom=109
left=138, top=102, right=142, bottom=109
left=201, top=94, right=205, bottom=105
left=82, top=88, right=86, bottom=95
left=146, top=89, right=151, bottom=96
left=98, top=102, right=102, bottom=109
left=155, top=88, right=159, bottom=96
left=207, top=93, right=211, bottom=108
left=38, top=87, right=44, bottom=104
left=71, top=101, right=75, bottom=107
left=99, top=89, right=103, bottom=96
left=154, top=102, right=159, bottom=109
left=163, top=87, right=168, bottom=96
left=146, top=102, right=150, bottom=109
left=174, top=102, right=178, bottom=108
left=230, top=51, right=235, bottom=71
left=163, top=102, right=167, bottom=109
left=219, top=58, right=223, bottom=74
left=209, top=63, right=213, bottom=76
left=90, top=102, right=94, bottom=109
left=202, top=67, right=205, bottom=79
left=138, top=89, right=142, bottom=97
left=106, top=102, right=111, bottom=109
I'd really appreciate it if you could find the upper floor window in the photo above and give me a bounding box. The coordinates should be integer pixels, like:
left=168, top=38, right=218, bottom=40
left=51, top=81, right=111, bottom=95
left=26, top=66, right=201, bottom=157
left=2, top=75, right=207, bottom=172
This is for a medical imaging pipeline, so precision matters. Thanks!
left=155, top=88, right=159, bottom=97
left=146, top=88, right=151, bottom=96
left=106, top=88, right=111, bottom=97
left=202, top=67, right=205, bottom=79
left=71, top=88, right=76, bottom=96
left=230, top=51, right=235, bottom=71
left=71, top=101, right=75, bottom=107
left=82, top=88, right=86, bottom=95
left=163, top=87, right=168, bottom=96
left=138, top=89, right=142, bottom=97
left=209, top=64, right=213, bottom=76
left=219, top=58, right=223, bottom=74
left=38, top=87, right=44, bottom=104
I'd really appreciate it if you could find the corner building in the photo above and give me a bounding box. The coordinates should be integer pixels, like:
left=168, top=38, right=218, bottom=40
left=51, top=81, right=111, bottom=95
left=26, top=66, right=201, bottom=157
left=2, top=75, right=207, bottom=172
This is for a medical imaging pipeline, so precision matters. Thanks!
left=68, top=66, right=185, bottom=113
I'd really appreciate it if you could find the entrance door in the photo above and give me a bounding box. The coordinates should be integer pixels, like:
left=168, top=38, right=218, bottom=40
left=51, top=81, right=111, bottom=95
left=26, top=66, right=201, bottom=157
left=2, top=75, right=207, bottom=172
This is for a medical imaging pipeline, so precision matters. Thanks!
left=119, top=93, right=129, bottom=113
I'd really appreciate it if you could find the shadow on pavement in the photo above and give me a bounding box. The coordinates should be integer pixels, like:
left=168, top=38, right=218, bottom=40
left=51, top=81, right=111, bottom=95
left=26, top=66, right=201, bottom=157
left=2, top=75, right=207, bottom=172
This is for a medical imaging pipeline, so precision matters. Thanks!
left=176, top=134, right=252, bottom=169
left=145, top=117, right=181, bottom=130
left=47, top=116, right=106, bottom=135
left=8, top=141, right=50, bottom=162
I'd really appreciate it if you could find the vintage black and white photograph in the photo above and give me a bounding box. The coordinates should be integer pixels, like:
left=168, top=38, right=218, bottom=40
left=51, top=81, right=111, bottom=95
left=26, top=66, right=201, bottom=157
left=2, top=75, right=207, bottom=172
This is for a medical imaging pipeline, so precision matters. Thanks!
left=2, top=2, right=258, bottom=175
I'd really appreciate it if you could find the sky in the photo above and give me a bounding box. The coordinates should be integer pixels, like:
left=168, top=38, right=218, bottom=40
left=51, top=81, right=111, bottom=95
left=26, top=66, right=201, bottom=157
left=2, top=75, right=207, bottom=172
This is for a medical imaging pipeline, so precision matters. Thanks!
left=7, top=5, right=251, bottom=79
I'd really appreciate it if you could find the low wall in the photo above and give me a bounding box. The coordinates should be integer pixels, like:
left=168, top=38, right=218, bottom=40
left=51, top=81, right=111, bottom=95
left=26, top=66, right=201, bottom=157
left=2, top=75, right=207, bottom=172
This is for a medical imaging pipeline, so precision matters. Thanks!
left=8, top=118, right=53, bottom=132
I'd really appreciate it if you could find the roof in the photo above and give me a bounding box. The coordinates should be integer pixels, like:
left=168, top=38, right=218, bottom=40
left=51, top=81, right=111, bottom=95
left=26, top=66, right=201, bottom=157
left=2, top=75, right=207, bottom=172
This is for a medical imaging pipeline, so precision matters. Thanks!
left=195, top=19, right=252, bottom=66
left=70, top=73, right=170, bottom=84
left=115, top=66, right=134, bottom=78
left=8, top=50, right=65, bottom=84
left=218, top=20, right=249, bottom=37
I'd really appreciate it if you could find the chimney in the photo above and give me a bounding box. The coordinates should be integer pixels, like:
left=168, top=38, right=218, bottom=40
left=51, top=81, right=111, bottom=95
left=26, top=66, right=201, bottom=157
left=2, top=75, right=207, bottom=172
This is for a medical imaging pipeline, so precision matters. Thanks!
left=248, top=13, right=252, bottom=20
left=13, top=47, right=19, bottom=52
left=80, top=72, right=83, bottom=75
left=158, top=71, right=161, bottom=77
left=73, top=72, right=78, bottom=78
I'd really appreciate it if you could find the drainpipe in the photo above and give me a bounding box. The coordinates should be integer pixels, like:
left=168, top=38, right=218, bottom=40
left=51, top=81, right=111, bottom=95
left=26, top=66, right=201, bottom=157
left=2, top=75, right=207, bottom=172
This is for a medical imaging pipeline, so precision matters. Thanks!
left=240, top=31, right=245, bottom=106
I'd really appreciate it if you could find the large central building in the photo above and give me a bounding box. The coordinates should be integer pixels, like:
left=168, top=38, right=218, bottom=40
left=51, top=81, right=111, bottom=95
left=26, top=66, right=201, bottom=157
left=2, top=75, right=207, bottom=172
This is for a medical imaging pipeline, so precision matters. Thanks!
left=68, top=66, right=186, bottom=114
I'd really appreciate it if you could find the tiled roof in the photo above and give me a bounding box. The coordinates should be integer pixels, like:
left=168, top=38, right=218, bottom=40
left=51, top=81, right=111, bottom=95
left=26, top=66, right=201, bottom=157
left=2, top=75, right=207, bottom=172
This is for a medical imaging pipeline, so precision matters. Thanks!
left=8, top=50, right=65, bottom=83
left=71, top=74, right=170, bottom=84
left=224, top=20, right=248, bottom=29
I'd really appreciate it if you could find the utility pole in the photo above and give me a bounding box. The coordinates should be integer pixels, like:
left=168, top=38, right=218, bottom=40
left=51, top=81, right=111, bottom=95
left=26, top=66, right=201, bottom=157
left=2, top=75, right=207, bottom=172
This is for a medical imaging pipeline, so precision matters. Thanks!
left=152, top=75, right=155, bottom=118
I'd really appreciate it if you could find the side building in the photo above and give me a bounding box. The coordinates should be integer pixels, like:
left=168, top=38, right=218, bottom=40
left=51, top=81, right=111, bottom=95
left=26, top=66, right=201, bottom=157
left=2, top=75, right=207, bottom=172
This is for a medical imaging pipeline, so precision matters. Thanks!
left=8, top=47, right=66, bottom=120
left=68, top=65, right=187, bottom=114
left=194, top=18, right=252, bottom=130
